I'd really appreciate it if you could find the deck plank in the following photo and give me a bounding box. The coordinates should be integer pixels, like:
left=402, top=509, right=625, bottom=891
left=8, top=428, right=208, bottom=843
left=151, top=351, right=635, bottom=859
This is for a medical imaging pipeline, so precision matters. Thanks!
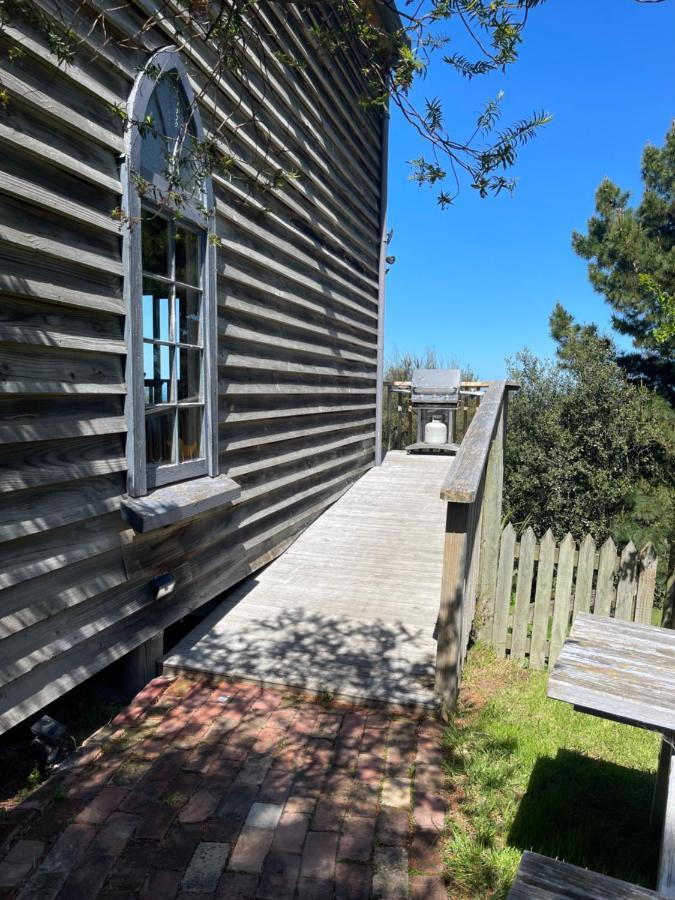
left=162, top=451, right=451, bottom=710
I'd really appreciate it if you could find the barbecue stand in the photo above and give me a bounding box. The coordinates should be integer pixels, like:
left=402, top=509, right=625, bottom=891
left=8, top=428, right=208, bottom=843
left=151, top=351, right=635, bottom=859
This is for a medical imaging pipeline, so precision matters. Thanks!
left=405, top=368, right=461, bottom=455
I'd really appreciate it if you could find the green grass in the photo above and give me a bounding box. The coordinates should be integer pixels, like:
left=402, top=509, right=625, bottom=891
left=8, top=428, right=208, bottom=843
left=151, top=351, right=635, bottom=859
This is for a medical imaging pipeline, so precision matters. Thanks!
left=442, top=644, right=661, bottom=899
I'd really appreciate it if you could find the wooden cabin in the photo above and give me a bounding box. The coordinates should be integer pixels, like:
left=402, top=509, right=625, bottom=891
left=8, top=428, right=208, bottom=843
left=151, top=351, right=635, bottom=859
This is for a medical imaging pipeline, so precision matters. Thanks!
left=0, top=1, right=399, bottom=733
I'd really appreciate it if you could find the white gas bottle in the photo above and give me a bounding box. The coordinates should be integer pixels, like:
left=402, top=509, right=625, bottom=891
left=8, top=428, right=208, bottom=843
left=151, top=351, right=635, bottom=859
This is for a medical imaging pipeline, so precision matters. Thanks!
left=425, top=416, right=447, bottom=445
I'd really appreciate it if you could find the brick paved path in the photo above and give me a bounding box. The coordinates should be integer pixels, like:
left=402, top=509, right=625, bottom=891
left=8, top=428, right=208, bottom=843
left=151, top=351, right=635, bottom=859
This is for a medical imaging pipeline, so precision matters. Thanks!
left=0, top=677, right=448, bottom=899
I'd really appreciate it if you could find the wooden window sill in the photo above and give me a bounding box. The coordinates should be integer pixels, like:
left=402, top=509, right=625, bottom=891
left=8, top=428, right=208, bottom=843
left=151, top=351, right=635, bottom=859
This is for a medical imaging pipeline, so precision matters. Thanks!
left=121, top=474, right=240, bottom=533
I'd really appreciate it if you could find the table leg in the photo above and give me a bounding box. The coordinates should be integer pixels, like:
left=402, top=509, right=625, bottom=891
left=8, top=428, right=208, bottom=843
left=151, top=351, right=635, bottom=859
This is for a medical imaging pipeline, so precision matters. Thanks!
left=654, top=731, right=674, bottom=896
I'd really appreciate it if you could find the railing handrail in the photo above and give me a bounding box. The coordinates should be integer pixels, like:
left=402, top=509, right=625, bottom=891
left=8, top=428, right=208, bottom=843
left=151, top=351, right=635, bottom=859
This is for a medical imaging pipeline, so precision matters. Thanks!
left=440, top=380, right=508, bottom=504
left=383, top=380, right=492, bottom=390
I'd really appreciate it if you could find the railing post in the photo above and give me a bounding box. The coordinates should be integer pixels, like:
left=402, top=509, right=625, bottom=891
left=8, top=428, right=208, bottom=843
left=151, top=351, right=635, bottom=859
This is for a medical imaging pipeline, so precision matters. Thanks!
left=434, top=381, right=510, bottom=717
left=475, top=396, right=506, bottom=642
left=435, top=502, right=470, bottom=718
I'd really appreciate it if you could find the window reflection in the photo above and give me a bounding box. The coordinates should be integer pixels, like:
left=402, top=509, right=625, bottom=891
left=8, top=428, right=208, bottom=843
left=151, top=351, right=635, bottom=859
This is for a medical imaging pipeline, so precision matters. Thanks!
left=176, top=289, right=201, bottom=345
left=144, top=342, right=171, bottom=405
left=179, top=407, right=202, bottom=461
left=142, top=280, right=170, bottom=343
left=145, top=410, right=175, bottom=465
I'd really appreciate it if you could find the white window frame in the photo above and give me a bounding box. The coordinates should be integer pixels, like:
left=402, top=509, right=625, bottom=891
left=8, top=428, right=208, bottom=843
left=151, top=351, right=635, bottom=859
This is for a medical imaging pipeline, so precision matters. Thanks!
left=123, top=48, right=218, bottom=498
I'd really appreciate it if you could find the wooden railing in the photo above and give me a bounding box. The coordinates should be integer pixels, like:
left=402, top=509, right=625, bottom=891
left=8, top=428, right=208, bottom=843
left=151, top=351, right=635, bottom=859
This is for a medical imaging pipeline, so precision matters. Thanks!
left=434, top=380, right=514, bottom=717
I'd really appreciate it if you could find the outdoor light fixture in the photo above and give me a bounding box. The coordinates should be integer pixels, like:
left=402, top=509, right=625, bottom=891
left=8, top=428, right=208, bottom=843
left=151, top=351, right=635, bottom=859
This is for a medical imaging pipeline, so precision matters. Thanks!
left=152, top=572, right=176, bottom=600
left=30, top=715, right=72, bottom=772
left=385, top=255, right=396, bottom=265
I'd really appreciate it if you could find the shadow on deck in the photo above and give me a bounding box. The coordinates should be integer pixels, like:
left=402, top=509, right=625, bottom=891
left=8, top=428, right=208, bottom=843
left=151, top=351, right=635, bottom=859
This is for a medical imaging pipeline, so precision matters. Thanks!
left=162, top=451, right=452, bottom=711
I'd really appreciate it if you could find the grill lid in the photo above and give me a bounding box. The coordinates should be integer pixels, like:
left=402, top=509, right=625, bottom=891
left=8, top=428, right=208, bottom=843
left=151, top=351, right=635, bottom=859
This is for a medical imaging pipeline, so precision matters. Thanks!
left=410, top=368, right=461, bottom=405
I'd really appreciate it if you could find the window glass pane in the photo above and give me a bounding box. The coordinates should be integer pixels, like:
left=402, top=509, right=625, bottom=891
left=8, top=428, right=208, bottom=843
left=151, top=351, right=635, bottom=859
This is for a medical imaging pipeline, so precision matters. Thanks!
left=175, top=226, right=200, bottom=287
left=145, top=410, right=175, bottom=465
left=142, top=215, right=169, bottom=277
left=179, top=407, right=203, bottom=462
left=176, top=288, right=201, bottom=345
left=177, top=348, right=202, bottom=402
left=142, top=279, right=170, bottom=342
left=155, top=74, right=180, bottom=145
left=140, top=93, right=169, bottom=180
left=144, top=342, right=172, bottom=405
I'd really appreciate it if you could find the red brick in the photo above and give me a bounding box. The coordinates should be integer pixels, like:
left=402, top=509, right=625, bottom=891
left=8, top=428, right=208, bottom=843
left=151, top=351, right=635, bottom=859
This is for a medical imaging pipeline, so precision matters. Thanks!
left=94, top=812, right=140, bottom=856
left=305, top=739, right=334, bottom=766
left=283, top=797, right=316, bottom=816
left=57, top=851, right=112, bottom=899
left=338, top=816, right=375, bottom=863
left=215, top=871, right=258, bottom=898
left=413, top=790, right=445, bottom=832
left=228, top=826, right=275, bottom=875
left=258, top=769, right=293, bottom=804
left=314, top=714, right=342, bottom=740
left=300, top=832, right=338, bottom=880
left=256, top=850, right=300, bottom=899
left=314, top=798, right=348, bottom=832
left=323, top=771, right=354, bottom=801
left=65, top=762, right=118, bottom=800
left=291, top=764, right=326, bottom=799
left=28, top=799, right=85, bottom=841
left=364, top=711, right=390, bottom=730
left=335, top=862, right=371, bottom=900
left=140, top=868, right=181, bottom=899
left=349, top=782, right=380, bottom=819
left=0, top=840, right=44, bottom=887
left=410, top=874, right=448, bottom=899
left=295, top=876, right=334, bottom=899
left=179, top=790, right=220, bottom=824
left=376, top=807, right=409, bottom=846
left=136, top=802, right=177, bottom=841
left=338, top=714, right=366, bottom=746
left=271, top=812, right=310, bottom=854
left=409, top=829, right=443, bottom=874
left=333, top=741, right=359, bottom=769
left=250, top=691, right=284, bottom=714
left=146, top=750, right=188, bottom=783
left=167, top=770, right=202, bottom=800
left=216, top=784, right=257, bottom=824
left=154, top=826, right=200, bottom=871
left=76, top=787, right=129, bottom=825
left=355, top=752, right=385, bottom=784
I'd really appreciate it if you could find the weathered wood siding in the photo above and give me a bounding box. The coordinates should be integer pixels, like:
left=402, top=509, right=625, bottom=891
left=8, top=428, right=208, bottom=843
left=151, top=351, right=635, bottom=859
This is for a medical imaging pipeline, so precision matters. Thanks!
left=0, top=1, right=384, bottom=732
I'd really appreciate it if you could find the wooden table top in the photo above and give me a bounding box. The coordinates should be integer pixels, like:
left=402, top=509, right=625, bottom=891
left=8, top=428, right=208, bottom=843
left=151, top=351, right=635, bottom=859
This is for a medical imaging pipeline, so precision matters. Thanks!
left=547, top=613, right=675, bottom=734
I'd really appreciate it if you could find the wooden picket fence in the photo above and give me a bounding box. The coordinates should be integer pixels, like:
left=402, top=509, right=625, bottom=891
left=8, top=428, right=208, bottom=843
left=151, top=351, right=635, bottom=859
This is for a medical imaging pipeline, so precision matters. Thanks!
left=478, top=523, right=659, bottom=671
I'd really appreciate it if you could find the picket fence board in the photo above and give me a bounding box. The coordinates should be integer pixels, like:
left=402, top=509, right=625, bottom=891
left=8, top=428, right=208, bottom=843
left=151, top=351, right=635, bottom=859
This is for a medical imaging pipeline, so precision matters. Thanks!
left=573, top=533, right=595, bottom=618
left=595, top=537, right=618, bottom=617
left=485, top=523, right=659, bottom=672
left=615, top=540, right=638, bottom=621
left=511, top=526, right=535, bottom=661
left=549, top=533, right=575, bottom=669
left=636, top=544, right=658, bottom=625
left=493, top=522, right=516, bottom=657
left=530, top=529, right=555, bottom=670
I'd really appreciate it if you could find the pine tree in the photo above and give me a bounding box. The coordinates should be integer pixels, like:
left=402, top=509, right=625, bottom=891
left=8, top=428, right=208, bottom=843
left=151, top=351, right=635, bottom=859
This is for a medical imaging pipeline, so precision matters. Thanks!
left=572, top=123, right=675, bottom=399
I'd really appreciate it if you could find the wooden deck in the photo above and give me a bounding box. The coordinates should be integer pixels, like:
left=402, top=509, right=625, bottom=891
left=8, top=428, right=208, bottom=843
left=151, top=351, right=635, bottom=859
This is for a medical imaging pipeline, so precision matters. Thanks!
left=162, top=451, right=451, bottom=710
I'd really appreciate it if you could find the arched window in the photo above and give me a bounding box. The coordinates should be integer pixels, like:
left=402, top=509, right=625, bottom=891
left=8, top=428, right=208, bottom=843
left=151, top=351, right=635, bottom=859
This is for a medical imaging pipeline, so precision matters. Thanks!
left=123, top=49, right=217, bottom=498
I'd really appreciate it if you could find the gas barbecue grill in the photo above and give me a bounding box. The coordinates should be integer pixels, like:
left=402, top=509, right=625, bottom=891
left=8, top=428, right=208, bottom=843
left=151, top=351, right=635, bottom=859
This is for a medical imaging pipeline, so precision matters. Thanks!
left=406, top=368, right=461, bottom=454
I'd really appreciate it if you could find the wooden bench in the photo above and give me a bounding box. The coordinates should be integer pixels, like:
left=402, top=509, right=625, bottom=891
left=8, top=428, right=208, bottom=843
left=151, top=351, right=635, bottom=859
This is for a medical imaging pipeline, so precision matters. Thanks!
left=509, top=851, right=664, bottom=899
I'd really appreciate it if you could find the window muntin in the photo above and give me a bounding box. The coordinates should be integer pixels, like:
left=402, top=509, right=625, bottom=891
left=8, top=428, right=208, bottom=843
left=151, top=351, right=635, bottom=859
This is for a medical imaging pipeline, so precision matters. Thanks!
left=141, top=213, right=206, bottom=487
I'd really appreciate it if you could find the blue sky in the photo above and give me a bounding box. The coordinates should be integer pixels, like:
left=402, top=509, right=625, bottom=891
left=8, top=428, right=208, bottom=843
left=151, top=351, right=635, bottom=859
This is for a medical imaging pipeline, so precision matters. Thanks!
left=384, top=0, right=675, bottom=379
